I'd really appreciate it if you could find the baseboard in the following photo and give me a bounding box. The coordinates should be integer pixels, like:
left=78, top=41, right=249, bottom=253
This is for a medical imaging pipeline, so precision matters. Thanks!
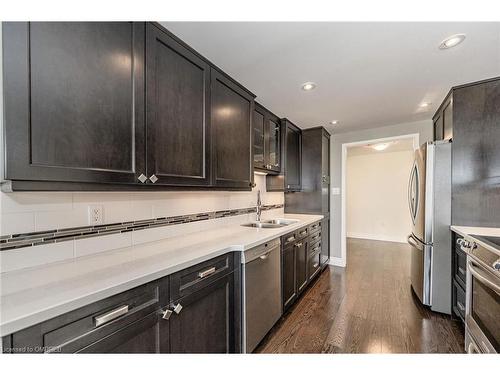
left=329, top=257, right=346, bottom=268
left=347, top=232, right=406, bottom=244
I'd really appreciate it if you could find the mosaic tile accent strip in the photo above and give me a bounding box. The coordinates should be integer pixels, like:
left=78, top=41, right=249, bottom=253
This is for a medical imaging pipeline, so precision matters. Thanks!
left=0, top=204, right=284, bottom=251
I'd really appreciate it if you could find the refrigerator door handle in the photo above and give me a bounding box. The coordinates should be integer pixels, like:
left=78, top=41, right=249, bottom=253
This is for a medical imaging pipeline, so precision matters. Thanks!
left=407, top=234, right=424, bottom=251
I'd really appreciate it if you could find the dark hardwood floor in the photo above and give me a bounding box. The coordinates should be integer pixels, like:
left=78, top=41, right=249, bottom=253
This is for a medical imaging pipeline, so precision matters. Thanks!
left=256, top=238, right=465, bottom=353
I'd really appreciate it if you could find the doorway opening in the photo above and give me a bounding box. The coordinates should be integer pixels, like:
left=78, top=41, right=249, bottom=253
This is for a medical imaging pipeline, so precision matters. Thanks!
left=339, top=133, right=420, bottom=267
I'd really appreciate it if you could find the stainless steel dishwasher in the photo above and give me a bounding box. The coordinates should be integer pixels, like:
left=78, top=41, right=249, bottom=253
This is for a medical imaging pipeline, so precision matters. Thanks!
left=241, top=238, right=282, bottom=353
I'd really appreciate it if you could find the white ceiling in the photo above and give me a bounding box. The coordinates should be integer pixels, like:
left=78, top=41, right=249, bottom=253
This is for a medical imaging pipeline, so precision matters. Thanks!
left=162, top=22, right=500, bottom=133
left=347, top=138, right=414, bottom=156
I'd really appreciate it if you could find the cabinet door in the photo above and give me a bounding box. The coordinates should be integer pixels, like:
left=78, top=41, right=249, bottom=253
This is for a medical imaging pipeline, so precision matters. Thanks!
left=295, top=239, right=308, bottom=294
left=3, top=22, right=145, bottom=185
left=266, top=116, right=282, bottom=173
left=146, top=24, right=211, bottom=186
left=282, top=243, right=297, bottom=311
left=443, top=99, right=453, bottom=141
left=211, top=69, right=254, bottom=189
left=78, top=311, right=169, bottom=353
left=285, top=123, right=302, bottom=191
left=253, top=106, right=266, bottom=170
left=321, top=131, right=331, bottom=214
left=320, top=218, right=330, bottom=267
left=170, top=272, right=237, bottom=353
left=433, top=113, right=444, bottom=141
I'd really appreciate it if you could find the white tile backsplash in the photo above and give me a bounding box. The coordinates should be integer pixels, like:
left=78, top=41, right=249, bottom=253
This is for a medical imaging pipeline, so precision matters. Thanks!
left=0, top=241, right=74, bottom=273
left=75, top=232, right=132, bottom=258
left=0, top=174, right=284, bottom=272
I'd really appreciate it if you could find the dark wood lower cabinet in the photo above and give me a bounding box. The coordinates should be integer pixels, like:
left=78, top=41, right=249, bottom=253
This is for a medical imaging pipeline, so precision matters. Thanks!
left=2, top=253, right=240, bottom=354
left=282, top=243, right=297, bottom=311
left=170, top=271, right=238, bottom=353
left=281, top=222, right=324, bottom=313
left=79, top=311, right=169, bottom=353
left=296, top=239, right=308, bottom=294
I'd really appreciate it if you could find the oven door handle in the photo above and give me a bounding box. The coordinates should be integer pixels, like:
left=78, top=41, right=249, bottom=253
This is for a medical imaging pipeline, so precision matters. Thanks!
left=468, top=260, right=500, bottom=295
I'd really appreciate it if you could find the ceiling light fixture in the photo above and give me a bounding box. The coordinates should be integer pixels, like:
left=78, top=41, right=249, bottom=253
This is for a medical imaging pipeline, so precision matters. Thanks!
left=329, top=120, right=339, bottom=125
left=420, top=102, right=431, bottom=108
left=370, top=142, right=393, bottom=151
left=439, top=34, right=466, bottom=50
left=301, top=82, right=316, bottom=91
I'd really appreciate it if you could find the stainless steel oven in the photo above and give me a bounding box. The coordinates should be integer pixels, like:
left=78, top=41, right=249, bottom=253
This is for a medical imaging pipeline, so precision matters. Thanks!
left=461, top=236, right=500, bottom=353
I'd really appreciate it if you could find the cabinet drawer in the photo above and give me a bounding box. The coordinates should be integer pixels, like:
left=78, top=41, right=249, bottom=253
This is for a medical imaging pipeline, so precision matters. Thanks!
left=307, top=250, right=321, bottom=281
left=283, top=232, right=297, bottom=245
left=308, top=239, right=322, bottom=255
left=170, top=253, right=235, bottom=300
left=452, top=280, right=466, bottom=321
left=296, top=227, right=308, bottom=240
left=12, top=278, right=168, bottom=353
left=454, top=247, right=467, bottom=288
left=78, top=311, right=167, bottom=353
left=308, top=221, right=321, bottom=235
left=308, top=230, right=322, bottom=245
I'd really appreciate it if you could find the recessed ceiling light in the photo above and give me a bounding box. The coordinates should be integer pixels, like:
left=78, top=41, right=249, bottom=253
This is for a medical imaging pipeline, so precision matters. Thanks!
left=439, top=34, right=466, bottom=50
left=330, top=120, right=339, bottom=125
left=301, top=82, right=316, bottom=91
left=420, top=102, right=431, bottom=108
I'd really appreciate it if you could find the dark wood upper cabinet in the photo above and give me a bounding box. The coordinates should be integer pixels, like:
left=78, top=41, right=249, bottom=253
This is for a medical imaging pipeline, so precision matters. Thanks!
left=3, top=22, right=146, bottom=185
left=267, top=118, right=302, bottom=191
left=145, top=24, right=211, bottom=186
left=253, top=105, right=266, bottom=170
left=253, top=103, right=281, bottom=174
left=443, top=99, right=453, bottom=141
left=284, top=119, right=302, bottom=191
left=211, top=69, right=255, bottom=189
left=433, top=92, right=452, bottom=141
left=451, top=77, right=500, bottom=227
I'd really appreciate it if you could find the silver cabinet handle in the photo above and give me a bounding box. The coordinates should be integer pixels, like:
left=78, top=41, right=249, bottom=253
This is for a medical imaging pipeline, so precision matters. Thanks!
left=94, top=305, right=129, bottom=327
left=286, top=236, right=295, bottom=243
left=313, top=262, right=319, bottom=268
left=457, top=238, right=465, bottom=246
left=161, top=308, right=173, bottom=320
left=198, top=267, right=216, bottom=279
left=138, top=174, right=147, bottom=183
left=173, top=303, right=183, bottom=314
left=468, top=261, right=500, bottom=294
left=457, top=301, right=465, bottom=313
left=296, top=242, right=303, bottom=248
left=149, top=174, right=158, bottom=183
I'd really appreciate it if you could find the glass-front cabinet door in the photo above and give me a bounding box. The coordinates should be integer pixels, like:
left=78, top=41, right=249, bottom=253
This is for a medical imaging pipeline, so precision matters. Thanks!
left=266, top=117, right=281, bottom=173
left=253, top=103, right=281, bottom=174
left=253, top=106, right=266, bottom=169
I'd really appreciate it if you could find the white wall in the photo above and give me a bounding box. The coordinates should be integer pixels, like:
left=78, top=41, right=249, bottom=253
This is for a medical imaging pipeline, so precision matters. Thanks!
left=346, top=149, right=414, bottom=243
left=329, top=120, right=433, bottom=263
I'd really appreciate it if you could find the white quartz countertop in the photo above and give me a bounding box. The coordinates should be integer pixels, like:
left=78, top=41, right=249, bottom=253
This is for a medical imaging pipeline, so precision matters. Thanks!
left=0, top=213, right=323, bottom=336
left=450, top=225, right=500, bottom=238
left=450, top=225, right=500, bottom=255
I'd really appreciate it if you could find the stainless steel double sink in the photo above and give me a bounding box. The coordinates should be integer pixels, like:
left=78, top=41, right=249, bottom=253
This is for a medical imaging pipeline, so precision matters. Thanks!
left=241, top=218, right=299, bottom=229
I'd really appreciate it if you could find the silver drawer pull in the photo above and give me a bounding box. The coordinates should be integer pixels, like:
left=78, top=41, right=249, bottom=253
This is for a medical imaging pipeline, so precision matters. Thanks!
left=296, top=242, right=303, bottom=248
left=286, top=236, right=295, bottom=243
left=313, top=263, right=319, bottom=268
left=198, top=267, right=216, bottom=279
left=94, top=305, right=129, bottom=327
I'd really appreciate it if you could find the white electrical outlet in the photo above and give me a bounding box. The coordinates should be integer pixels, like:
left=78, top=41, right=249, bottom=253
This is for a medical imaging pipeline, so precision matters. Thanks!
left=88, top=205, right=104, bottom=225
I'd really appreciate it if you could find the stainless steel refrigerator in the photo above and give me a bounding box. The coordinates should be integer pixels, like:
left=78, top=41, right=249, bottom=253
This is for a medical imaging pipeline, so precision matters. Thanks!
left=407, top=140, right=452, bottom=314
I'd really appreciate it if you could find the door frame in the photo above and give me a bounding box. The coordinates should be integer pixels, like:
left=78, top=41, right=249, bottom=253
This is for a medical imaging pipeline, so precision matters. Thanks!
left=337, top=133, right=420, bottom=267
